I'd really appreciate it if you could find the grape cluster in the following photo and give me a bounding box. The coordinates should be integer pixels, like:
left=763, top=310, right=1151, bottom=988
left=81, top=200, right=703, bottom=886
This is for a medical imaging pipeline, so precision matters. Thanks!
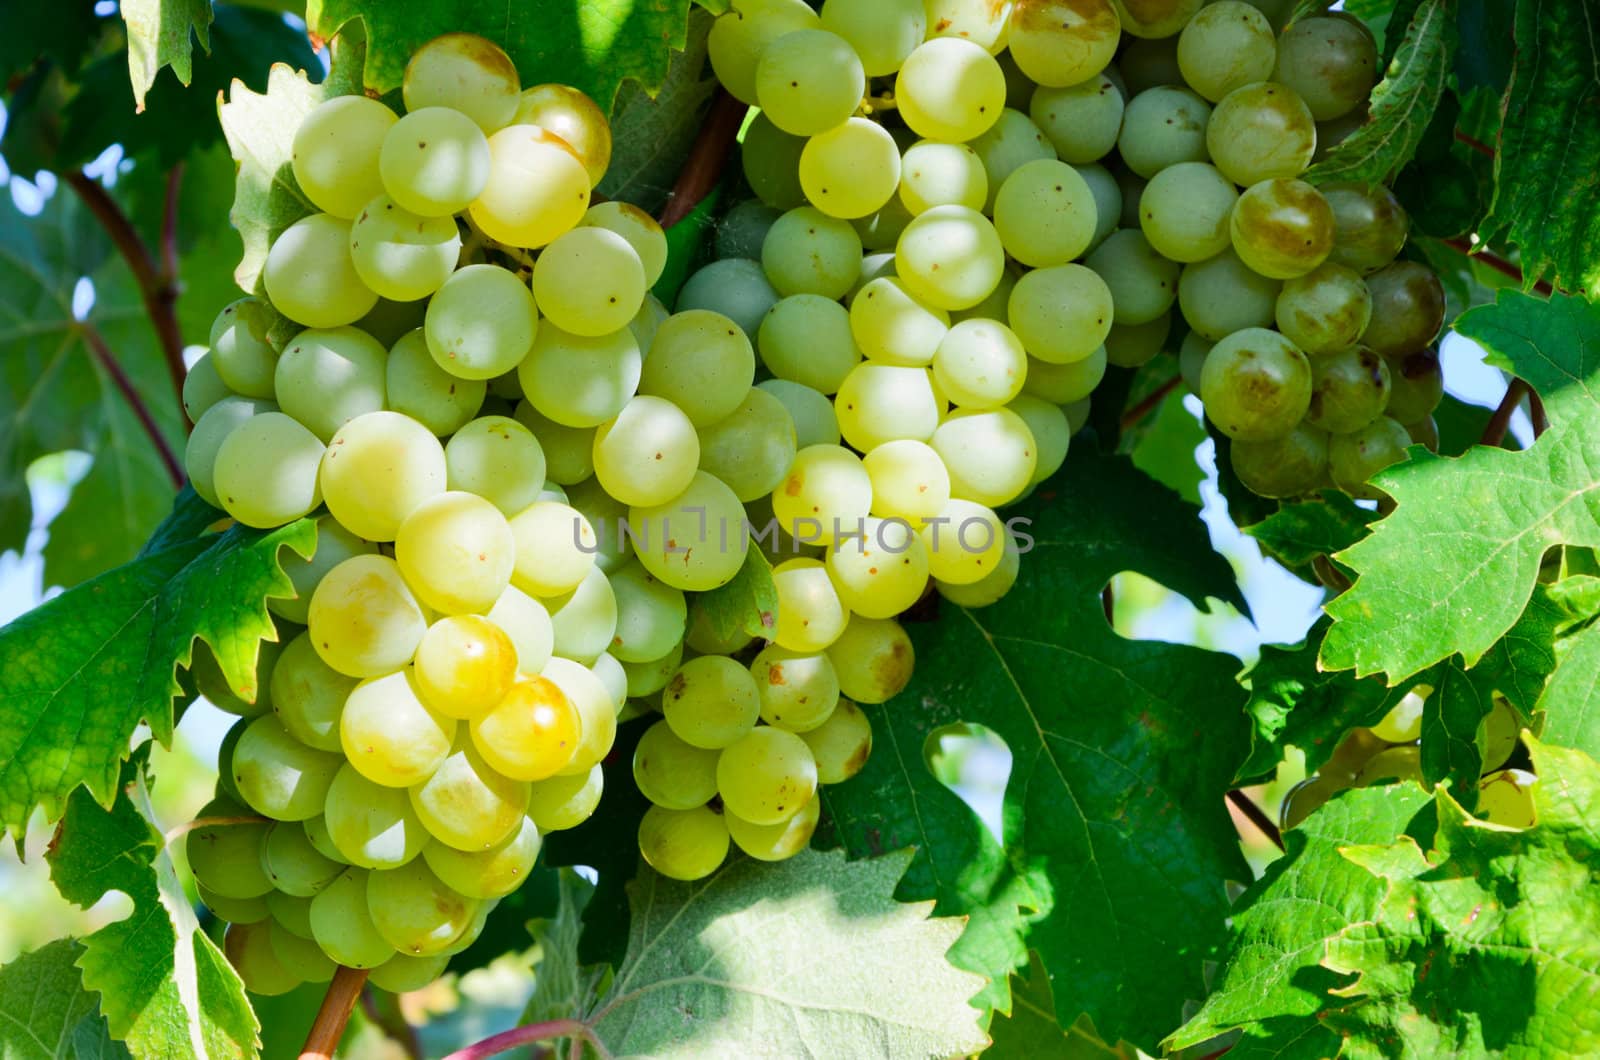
left=696, top=0, right=1445, bottom=508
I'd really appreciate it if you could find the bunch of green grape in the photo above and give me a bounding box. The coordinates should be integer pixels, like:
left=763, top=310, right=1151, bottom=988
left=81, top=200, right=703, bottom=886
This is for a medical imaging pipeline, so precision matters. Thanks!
left=697, top=0, right=1445, bottom=507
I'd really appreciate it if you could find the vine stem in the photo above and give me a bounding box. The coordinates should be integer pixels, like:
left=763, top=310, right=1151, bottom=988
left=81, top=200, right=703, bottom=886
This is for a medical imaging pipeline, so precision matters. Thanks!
left=162, top=814, right=270, bottom=845
left=80, top=324, right=184, bottom=488
left=1453, top=129, right=1496, bottom=159
left=65, top=169, right=190, bottom=426
left=1227, top=789, right=1285, bottom=852
left=657, top=90, right=748, bottom=228
left=440, top=1019, right=607, bottom=1060
left=300, top=966, right=370, bottom=1060
left=1120, top=375, right=1182, bottom=430
left=1440, top=235, right=1555, bottom=296
left=1481, top=378, right=1530, bottom=447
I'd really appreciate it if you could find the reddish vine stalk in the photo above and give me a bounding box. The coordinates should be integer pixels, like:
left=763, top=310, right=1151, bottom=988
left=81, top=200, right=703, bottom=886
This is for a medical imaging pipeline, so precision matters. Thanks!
left=1120, top=376, right=1182, bottom=430
left=440, top=1019, right=602, bottom=1060
left=1481, top=379, right=1530, bottom=447
left=657, top=90, right=748, bottom=228
left=300, top=966, right=370, bottom=1060
left=1453, top=129, right=1496, bottom=159
left=1441, top=235, right=1554, bottom=296
left=1226, top=789, right=1285, bottom=852
left=81, top=324, right=184, bottom=488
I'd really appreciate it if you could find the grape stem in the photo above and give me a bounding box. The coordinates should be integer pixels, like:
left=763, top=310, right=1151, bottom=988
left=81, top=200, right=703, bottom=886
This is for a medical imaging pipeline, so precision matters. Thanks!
left=80, top=323, right=185, bottom=489
left=441, top=1018, right=608, bottom=1060
left=1120, top=376, right=1182, bottom=430
left=161, top=814, right=271, bottom=845
left=1453, top=129, right=1496, bottom=159
left=300, top=965, right=370, bottom=1060
left=1481, top=378, right=1531, bottom=448
left=1440, top=235, right=1555, bottom=296
left=658, top=90, right=748, bottom=228
left=1226, top=789, right=1285, bottom=852
left=860, top=93, right=898, bottom=115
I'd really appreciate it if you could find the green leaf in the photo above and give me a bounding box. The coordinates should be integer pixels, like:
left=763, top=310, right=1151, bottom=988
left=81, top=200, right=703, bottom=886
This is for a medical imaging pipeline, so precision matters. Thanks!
left=825, top=449, right=1252, bottom=1048
left=47, top=755, right=258, bottom=1058
left=1482, top=0, right=1600, bottom=296
left=585, top=849, right=989, bottom=1059
left=521, top=870, right=603, bottom=1028
left=1321, top=739, right=1600, bottom=1056
left=119, top=0, right=211, bottom=109
left=986, top=951, right=1141, bottom=1059
left=651, top=185, right=721, bottom=309
left=1305, top=0, right=1456, bottom=186
left=0, top=938, right=129, bottom=1060
left=1129, top=383, right=1204, bottom=504
left=1455, top=0, right=1514, bottom=93
left=1321, top=290, right=1600, bottom=682
left=1166, top=784, right=1435, bottom=1054
left=1244, top=491, right=1377, bottom=569
left=0, top=4, right=103, bottom=83
left=0, top=490, right=313, bottom=838
left=691, top=543, right=777, bottom=643
left=305, top=0, right=696, bottom=111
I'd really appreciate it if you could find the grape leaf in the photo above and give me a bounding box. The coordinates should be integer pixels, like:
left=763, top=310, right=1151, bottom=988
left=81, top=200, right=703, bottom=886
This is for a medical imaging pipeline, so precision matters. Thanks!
left=1321, top=290, right=1600, bottom=682
left=305, top=0, right=696, bottom=111
left=0, top=489, right=312, bottom=838
left=1166, top=784, right=1435, bottom=1055
left=825, top=450, right=1253, bottom=1048
left=1305, top=0, right=1456, bottom=186
left=986, top=951, right=1141, bottom=1059
left=1244, top=491, right=1377, bottom=569
left=1455, top=0, right=1514, bottom=94
left=691, top=543, right=777, bottom=643
left=119, top=0, right=211, bottom=109
left=585, top=848, right=989, bottom=1059
left=46, top=753, right=257, bottom=1059
left=0, top=3, right=103, bottom=84
left=1481, top=0, right=1600, bottom=296
left=1322, top=739, right=1600, bottom=1056
left=520, top=870, right=604, bottom=1030
left=1129, top=384, right=1204, bottom=504
left=0, top=938, right=129, bottom=1060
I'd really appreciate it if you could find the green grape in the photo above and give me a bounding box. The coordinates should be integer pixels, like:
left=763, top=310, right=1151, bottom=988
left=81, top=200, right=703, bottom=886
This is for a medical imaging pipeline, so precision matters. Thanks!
left=1112, top=0, right=1203, bottom=38
left=1076, top=163, right=1122, bottom=252
left=270, top=632, right=356, bottom=751
left=1199, top=327, right=1312, bottom=441
left=303, top=814, right=343, bottom=864
left=413, top=615, right=519, bottom=721
left=384, top=329, right=483, bottom=436
left=798, top=699, right=873, bottom=783
left=1273, top=15, right=1377, bottom=121
left=264, top=214, right=379, bottom=328
left=1479, top=696, right=1522, bottom=774
left=1230, top=178, right=1335, bottom=280
left=1119, top=35, right=1183, bottom=94
left=676, top=260, right=780, bottom=345
left=425, top=264, right=538, bottom=381
left=187, top=797, right=273, bottom=898
left=854, top=195, right=914, bottom=252
left=1139, top=162, right=1238, bottom=263
left=622, top=641, right=683, bottom=697
left=225, top=922, right=302, bottom=996
left=486, top=586, right=556, bottom=676
left=765, top=558, right=844, bottom=655
left=968, top=112, right=1052, bottom=216
left=726, top=794, right=820, bottom=861
left=532, top=227, right=646, bottom=337
left=261, top=821, right=344, bottom=897
left=342, top=668, right=456, bottom=788
left=629, top=294, right=670, bottom=357
left=324, top=764, right=430, bottom=869
left=632, top=720, right=721, bottom=809
left=590, top=396, right=701, bottom=511
left=470, top=125, right=591, bottom=248
left=1178, top=332, right=1212, bottom=393
left=1008, top=394, right=1071, bottom=485
left=1064, top=397, right=1092, bottom=434
left=1023, top=347, right=1107, bottom=404
left=206, top=302, right=275, bottom=403
left=423, top=816, right=541, bottom=900
left=917, top=498, right=1006, bottom=586
left=1104, top=313, right=1171, bottom=368
left=233, top=715, right=342, bottom=821
left=592, top=652, right=628, bottom=711
left=1176, top=2, right=1277, bottom=102
left=580, top=202, right=666, bottom=286
left=182, top=351, right=233, bottom=422
left=771, top=444, right=872, bottom=546
left=1476, top=769, right=1537, bottom=829
left=699, top=389, right=799, bottom=504
left=321, top=410, right=448, bottom=541
left=1313, top=103, right=1367, bottom=163
left=1030, top=74, right=1124, bottom=164
left=190, top=634, right=283, bottom=719
left=348, top=195, right=461, bottom=303
left=515, top=83, right=613, bottom=187
left=544, top=566, right=618, bottom=665
left=1322, top=182, right=1409, bottom=274
left=1117, top=87, right=1212, bottom=179
left=198, top=884, right=270, bottom=925
left=826, top=616, right=914, bottom=704
left=606, top=563, right=686, bottom=664
left=863, top=438, right=952, bottom=525
left=395, top=491, right=515, bottom=615
left=819, top=0, right=924, bottom=75
left=922, top=0, right=1013, bottom=51
left=1370, top=687, right=1426, bottom=743
left=835, top=364, right=942, bottom=452
left=627, top=471, right=749, bottom=591
left=1009, top=263, right=1116, bottom=362
left=367, top=859, right=481, bottom=957
left=1353, top=745, right=1422, bottom=787
left=997, top=46, right=1036, bottom=109
left=264, top=923, right=335, bottom=984
left=527, top=764, right=604, bottom=831
left=402, top=33, right=519, bottom=132
left=1206, top=81, right=1318, bottom=184
left=473, top=671, right=586, bottom=781
left=899, top=141, right=987, bottom=216
left=513, top=403, right=596, bottom=485
left=761, top=207, right=862, bottom=300
left=379, top=107, right=491, bottom=217
left=992, top=159, right=1098, bottom=268
left=1385, top=349, right=1443, bottom=423
left=409, top=737, right=529, bottom=851
left=848, top=278, right=948, bottom=369
left=1229, top=423, right=1328, bottom=498
left=717, top=726, right=818, bottom=825
left=1177, top=248, right=1282, bottom=341
left=310, top=868, right=397, bottom=968
left=639, top=309, right=756, bottom=426
left=716, top=201, right=783, bottom=260
left=826, top=518, right=931, bottom=622
left=1360, top=261, right=1445, bottom=358
left=935, top=521, right=1022, bottom=605
left=544, top=656, right=618, bottom=776
left=754, top=29, right=865, bottom=136
left=211, top=412, right=324, bottom=529
left=212, top=718, right=253, bottom=802
left=1087, top=230, right=1180, bottom=326
left=1116, top=167, right=1147, bottom=227
left=1007, top=0, right=1121, bottom=87
left=369, top=951, right=451, bottom=993
left=932, top=407, right=1037, bottom=507
left=508, top=500, right=596, bottom=597
left=444, top=415, right=545, bottom=515
left=798, top=118, right=901, bottom=220
left=291, top=96, right=397, bottom=219
left=274, top=326, right=388, bottom=442
left=1328, top=416, right=1410, bottom=500
left=308, top=554, right=429, bottom=677
left=895, top=38, right=1006, bottom=143
left=358, top=298, right=430, bottom=348
left=758, top=380, right=842, bottom=449
left=638, top=804, right=730, bottom=881
left=711, top=0, right=825, bottom=103
left=895, top=205, right=1004, bottom=312
left=740, top=113, right=809, bottom=210
left=1275, top=261, right=1372, bottom=354
left=659, top=658, right=758, bottom=751
left=759, top=294, right=861, bottom=391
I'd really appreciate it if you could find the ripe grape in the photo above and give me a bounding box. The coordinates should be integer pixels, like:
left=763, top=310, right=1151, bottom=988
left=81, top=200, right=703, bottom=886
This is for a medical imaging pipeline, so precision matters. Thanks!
left=543, top=656, right=619, bottom=776
left=935, top=524, right=1022, bottom=606
left=922, top=0, right=1013, bottom=52
left=607, top=563, right=687, bottom=664
left=410, top=737, right=529, bottom=851
left=226, top=922, right=302, bottom=996
left=507, top=500, right=597, bottom=597
left=445, top=415, right=546, bottom=515
left=533, top=227, right=646, bottom=337
left=759, top=379, right=842, bottom=448
left=798, top=698, right=873, bottom=783
left=1199, top=327, right=1313, bottom=441
left=932, top=319, right=1027, bottom=409
left=1118, top=86, right=1212, bottom=179
left=1176, top=2, right=1276, bottom=103
left=1275, top=262, right=1373, bottom=355
left=370, top=952, right=452, bottom=993
left=1104, top=314, right=1171, bottom=368
left=187, top=798, right=273, bottom=898
left=899, top=141, right=988, bottom=215
left=471, top=673, right=583, bottom=781
left=395, top=491, right=515, bottom=615
left=848, top=277, right=948, bottom=368
left=895, top=205, right=1006, bottom=311
left=1178, top=248, right=1281, bottom=341
left=1007, top=394, right=1071, bottom=485
left=835, top=363, right=943, bottom=451
left=1328, top=416, right=1410, bottom=500
left=413, top=615, right=519, bottom=720
left=233, top=715, right=342, bottom=821
left=515, top=403, right=597, bottom=484
left=1085, top=230, right=1179, bottom=325
left=799, top=118, right=902, bottom=220
left=270, top=632, right=358, bottom=751
left=741, top=112, right=809, bottom=210
left=544, top=565, right=619, bottom=665
left=261, top=821, right=345, bottom=897
left=580, top=202, right=667, bottom=285
left=424, top=264, right=538, bottom=381
left=762, top=206, right=863, bottom=300
left=309, top=868, right=396, bottom=968
left=320, top=411, right=448, bottom=541
left=638, top=804, right=730, bottom=881
left=726, top=794, right=821, bottom=860
left=1230, top=425, right=1330, bottom=499
left=622, top=642, right=684, bottom=697
left=591, top=396, right=701, bottom=508
left=970, top=110, right=1055, bottom=211
left=1323, top=182, right=1409, bottom=273
left=307, top=555, right=429, bottom=677
left=1007, top=0, right=1121, bottom=88
left=1024, top=347, right=1107, bottom=404
left=470, top=125, right=591, bottom=248
left=527, top=765, right=604, bottom=832
left=1385, top=349, right=1444, bottom=423
left=274, top=326, right=388, bottom=442
left=895, top=38, right=1006, bottom=143
left=367, top=859, right=481, bottom=956
left=759, top=294, right=861, bottom=390
left=716, top=726, right=819, bottom=825
left=933, top=407, right=1037, bottom=507
left=209, top=298, right=278, bottom=398
left=181, top=351, right=231, bottom=421
left=1273, top=15, right=1378, bottom=121
left=515, top=83, right=613, bottom=186
left=190, top=635, right=282, bottom=719
left=769, top=558, right=848, bottom=654
left=634, top=720, right=722, bottom=809
left=755, top=29, right=866, bottom=136
left=199, top=885, right=269, bottom=925
left=627, top=471, right=749, bottom=591
left=423, top=816, right=542, bottom=899
left=826, top=519, right=931, bottom=621
left=1229, top=178, right=1335, bottom=280
left=264, top=214, right=379, bottom=328
left=660, top=656, right=761, bottom=750
left=918, top=499, right=1007, bottom=587
left=485, top=585, right=555, bottom=676
left=992, top=159, right=1098, bottom=268
left=1206, top=82, right=1317, bottom=186
left=342, top=668, right=457, bottom=787
left=402, top=33, right=520, bottom=133
left=324, top=763, right=430, bottom=869
left=1477, top=769, right=1537, bottom=829
left=385, top=329, right=486, bottom=437
left=1360, top=261, right=1445, bottom=357
left=212, top=412, right=324, bottom=529
left=1111, top=0, right=1204, bottom=39
left=291, top=96, right=397, bottom=219
left=819, top=0, right=925, bottom=75
left=1030, top=74, right=1125, bottom=164
left=639, top=309, right=757, bottom=426
left=379, top=107, right=492, bottom=217
left=697, top=388, right=799, bottom=503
